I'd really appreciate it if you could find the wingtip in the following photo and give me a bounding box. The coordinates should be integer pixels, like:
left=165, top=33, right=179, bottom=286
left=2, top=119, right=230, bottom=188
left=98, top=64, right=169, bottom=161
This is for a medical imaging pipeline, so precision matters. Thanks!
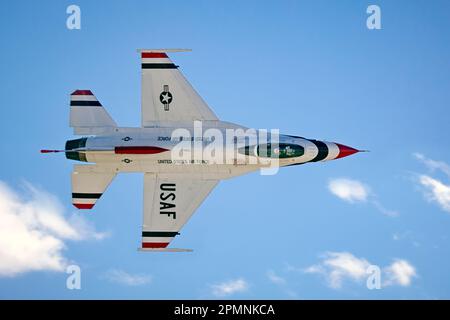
left=73, top=203, right=95, bottom=209
left=137, top=48, right=192, bottom=53
left=138, top=248, right=193, bottom=252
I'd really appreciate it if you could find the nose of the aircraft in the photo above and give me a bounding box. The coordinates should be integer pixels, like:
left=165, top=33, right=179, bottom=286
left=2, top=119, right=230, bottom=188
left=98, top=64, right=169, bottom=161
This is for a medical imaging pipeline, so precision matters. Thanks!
left=335, top=143, right=360, bottom=159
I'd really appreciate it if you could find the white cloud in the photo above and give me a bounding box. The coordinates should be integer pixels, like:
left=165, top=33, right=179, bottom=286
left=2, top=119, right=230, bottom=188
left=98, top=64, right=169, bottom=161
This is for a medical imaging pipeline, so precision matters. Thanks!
left=304, top=252, right=417, bottom=289
left=414, top=153, right=450, bottom=213
left=0, top=180, right=106, bottom=277
left=414, top=153, right=450, bottom=177
left=384, top=259, right=417, bottom=287
left=103, top=269, right=152, bottom=286
left=419, top=175, right=450, bottom=213
left=305, top=252, right=370, bottom=289
left=210, top=278, right=249, bottom=297
left=266, top=270, right=286, bottom=285
left=328, top=178, right=369, bottom=203
left=68, top=214, right=109, bottom=241
left=328, top=178, right=398, bottom=216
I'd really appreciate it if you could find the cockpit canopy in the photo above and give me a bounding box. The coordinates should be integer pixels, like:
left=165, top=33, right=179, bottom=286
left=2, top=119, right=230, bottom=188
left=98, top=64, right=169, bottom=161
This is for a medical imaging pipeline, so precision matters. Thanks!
left=239, top=143, right=304, bottom=159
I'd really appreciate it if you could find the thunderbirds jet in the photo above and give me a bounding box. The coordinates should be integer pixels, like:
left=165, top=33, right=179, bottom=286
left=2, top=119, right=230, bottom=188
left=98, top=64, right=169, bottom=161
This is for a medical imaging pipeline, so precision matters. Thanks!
left=42, top=49, right=363, bottom=252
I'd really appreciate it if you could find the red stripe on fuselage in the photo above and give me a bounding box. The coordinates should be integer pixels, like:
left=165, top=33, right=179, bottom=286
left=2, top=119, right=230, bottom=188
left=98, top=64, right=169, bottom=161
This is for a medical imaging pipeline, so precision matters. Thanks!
left=115, top=146, right=169, bottom=154
left=142, top=242, right=169, bottom=248
left=141, top=52, right=168, bottom=58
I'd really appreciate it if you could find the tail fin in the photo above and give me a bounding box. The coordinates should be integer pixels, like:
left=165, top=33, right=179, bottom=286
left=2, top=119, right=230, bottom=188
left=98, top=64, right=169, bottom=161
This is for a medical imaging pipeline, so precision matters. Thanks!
left=70, top=90, right=117, bottom=135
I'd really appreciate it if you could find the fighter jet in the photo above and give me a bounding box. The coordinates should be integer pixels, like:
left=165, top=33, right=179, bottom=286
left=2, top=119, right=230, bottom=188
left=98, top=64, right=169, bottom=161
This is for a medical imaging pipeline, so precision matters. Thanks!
left=42, top=49, right=363, bottom=252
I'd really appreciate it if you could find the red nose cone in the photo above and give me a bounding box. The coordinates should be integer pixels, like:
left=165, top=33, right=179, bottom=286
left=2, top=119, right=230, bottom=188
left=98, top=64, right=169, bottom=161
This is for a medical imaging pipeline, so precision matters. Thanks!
left=335, top=143, right=359, bottom=159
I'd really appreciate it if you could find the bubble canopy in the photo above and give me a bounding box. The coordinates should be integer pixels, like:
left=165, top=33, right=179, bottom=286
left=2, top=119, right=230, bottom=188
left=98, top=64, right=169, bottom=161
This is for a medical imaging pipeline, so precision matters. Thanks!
left=239, top=143, right=305, bottom=158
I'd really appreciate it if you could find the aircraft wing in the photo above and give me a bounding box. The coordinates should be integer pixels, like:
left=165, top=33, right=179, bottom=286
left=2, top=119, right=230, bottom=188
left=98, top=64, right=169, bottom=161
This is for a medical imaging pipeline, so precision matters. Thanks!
left=139, top=49, right=219, bottom=126
left=141, top=173, right=218, bottom=251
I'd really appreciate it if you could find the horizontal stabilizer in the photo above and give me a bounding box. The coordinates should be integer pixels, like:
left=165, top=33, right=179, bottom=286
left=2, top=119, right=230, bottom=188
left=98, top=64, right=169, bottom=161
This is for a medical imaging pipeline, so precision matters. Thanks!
left=70, top=90, right=117, bottom=135
left=72, top=165, right=116, bottom=209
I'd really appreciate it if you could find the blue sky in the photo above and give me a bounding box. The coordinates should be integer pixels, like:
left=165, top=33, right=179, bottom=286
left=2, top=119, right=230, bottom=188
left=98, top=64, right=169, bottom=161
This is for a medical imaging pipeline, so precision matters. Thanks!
left=1, top=0, right=450, bottom=299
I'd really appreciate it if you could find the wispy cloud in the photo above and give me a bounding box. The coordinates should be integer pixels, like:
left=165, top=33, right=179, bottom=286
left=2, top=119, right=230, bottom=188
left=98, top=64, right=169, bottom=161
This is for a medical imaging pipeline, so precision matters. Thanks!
left=418, top=175, right=450, bottom=213
left=266, top=270, right=286, bottom=285
left=103, top=269, right=152, bottom=286
left=303, top=251, right=416, bottom=289
left=210, top=278, right=249, bottom=297
left=414, top=153, right=450, bottom=177
left=371, top=200, right=399, bottom=217
left=266, top=269, right=299, bottom=298
left=0, top=180, right=106, bottom=277
left=414, top=153, right=450, bottom=213
left=328, top=178, right=398, bottom=216
left=392, top=231, right=420, bottom=247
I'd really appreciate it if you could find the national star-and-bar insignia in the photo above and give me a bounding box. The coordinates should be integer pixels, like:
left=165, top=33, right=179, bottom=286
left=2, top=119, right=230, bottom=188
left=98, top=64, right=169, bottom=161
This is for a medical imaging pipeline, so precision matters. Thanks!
left=159, top=85, right=173, bottom=111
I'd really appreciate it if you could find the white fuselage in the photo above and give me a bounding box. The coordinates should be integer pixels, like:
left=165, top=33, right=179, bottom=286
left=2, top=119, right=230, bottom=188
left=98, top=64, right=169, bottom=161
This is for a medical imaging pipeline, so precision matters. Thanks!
left=66, top=121, right=343, bottom=179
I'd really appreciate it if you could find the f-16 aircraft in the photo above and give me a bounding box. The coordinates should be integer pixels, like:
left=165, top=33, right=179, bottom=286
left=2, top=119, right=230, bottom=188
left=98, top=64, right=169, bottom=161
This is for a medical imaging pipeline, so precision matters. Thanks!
left=42, top=49, right=363, bottom=252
